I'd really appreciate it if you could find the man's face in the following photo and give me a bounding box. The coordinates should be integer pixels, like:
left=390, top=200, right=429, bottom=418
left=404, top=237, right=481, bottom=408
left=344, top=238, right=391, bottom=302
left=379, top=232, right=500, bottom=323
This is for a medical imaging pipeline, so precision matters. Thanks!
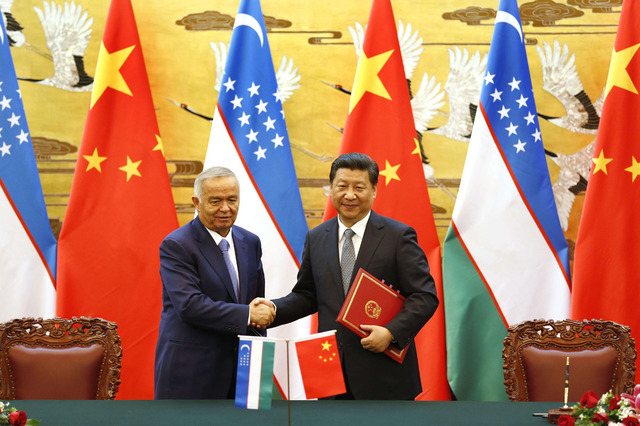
left=330, top=168, right=376, bottom=228
left=193, top=176, right=239, bottom=237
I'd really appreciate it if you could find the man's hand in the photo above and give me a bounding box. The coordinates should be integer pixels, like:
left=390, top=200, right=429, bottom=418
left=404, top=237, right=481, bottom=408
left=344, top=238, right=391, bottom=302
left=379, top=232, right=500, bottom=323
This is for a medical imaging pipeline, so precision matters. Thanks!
left=359, top=325, right=393, bottom=353
left=249, top=298, right=276, bottom=328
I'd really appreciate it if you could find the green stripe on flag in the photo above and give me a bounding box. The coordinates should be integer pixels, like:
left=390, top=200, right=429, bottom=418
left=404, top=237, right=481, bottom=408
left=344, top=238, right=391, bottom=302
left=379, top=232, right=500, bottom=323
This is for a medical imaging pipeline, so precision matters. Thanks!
left=443, top=226, right=509, bottom=401
left=259, top=341, right=275, bottom=409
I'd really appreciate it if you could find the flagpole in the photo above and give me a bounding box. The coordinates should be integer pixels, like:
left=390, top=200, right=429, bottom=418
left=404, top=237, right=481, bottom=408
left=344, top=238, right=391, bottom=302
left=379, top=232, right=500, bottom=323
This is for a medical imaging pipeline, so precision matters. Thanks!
left=286, top=338, right=291, bottom=426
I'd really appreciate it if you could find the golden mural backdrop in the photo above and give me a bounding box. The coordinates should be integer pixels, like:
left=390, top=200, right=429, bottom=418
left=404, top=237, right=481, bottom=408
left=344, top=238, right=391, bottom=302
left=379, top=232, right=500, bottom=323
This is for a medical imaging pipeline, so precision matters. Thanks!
left=7, top=0, right=620, bottom=269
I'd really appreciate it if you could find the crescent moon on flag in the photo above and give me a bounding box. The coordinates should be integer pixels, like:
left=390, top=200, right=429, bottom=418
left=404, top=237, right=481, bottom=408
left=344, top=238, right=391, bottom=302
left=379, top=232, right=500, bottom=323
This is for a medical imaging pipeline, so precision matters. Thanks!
left=240, top=344, right=250, bottom=352
left=234, top=13, right=264, bottom=47
left=495, top=11, right=523, bottom=43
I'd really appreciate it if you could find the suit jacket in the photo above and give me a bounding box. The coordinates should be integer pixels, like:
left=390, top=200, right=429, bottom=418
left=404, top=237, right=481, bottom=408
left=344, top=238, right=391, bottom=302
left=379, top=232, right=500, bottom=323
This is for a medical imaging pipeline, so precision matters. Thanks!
left=271, top=211, right=438, bottom=400
left=154, top=217, right=265, bottom=399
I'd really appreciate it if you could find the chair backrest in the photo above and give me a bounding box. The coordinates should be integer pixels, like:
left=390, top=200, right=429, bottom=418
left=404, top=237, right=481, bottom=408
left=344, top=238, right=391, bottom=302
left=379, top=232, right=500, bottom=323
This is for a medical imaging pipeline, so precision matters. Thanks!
left=0, top=317, right=122, bottom=400
left=502, top=319, right=637, bottom=402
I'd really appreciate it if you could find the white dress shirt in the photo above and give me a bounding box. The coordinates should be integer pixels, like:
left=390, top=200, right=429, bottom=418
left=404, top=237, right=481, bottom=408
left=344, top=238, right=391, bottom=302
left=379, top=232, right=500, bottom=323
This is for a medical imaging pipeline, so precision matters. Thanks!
left=205, top=227, right=240, bottom=287
left=337, top=211, right=371, bottom=263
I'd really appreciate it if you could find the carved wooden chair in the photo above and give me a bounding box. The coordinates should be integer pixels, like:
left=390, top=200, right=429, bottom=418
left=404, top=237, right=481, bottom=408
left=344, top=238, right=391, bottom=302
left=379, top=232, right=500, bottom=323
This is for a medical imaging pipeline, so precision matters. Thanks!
left=0, top=317, right=122, bottom=400
left=502, top=319, right=636, bottom=402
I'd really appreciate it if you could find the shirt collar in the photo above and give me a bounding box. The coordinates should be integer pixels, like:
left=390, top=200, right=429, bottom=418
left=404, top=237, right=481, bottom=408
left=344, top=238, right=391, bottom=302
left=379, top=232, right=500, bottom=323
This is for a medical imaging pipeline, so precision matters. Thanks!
left=338, top=210, right=371, bottom=239
left=205, top=226, right=234, bottom=248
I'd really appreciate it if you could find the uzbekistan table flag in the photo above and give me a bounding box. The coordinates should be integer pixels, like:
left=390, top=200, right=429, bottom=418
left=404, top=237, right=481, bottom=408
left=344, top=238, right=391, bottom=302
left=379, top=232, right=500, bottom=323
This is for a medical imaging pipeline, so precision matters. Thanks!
left=290, top=331, right=345, bottom=400
left=442, top=0, right=571, bottom=401
left=204, top=0, right=310, bottom=399
left=235, top=336, right=276, bottom=409
left=0, top=15, right=57, bottom=322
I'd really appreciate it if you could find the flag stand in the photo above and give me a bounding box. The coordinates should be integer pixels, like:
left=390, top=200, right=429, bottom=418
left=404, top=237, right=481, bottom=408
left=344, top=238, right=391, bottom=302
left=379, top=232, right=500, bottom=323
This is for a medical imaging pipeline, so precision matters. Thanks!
left=286, top=338, right=291, bottom=426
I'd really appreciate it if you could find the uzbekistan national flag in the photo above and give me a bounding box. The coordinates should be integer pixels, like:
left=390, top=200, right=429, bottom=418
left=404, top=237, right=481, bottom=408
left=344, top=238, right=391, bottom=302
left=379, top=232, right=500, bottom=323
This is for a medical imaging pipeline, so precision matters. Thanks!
left=442, top=0, right=571, bottom=401
left=0, top=15, right=57, bottom=322
left=204, top=0, right=310, bottom=399
left=235, top=336, right=276, bottom=409
left=290, top=330, right=345, bottom=400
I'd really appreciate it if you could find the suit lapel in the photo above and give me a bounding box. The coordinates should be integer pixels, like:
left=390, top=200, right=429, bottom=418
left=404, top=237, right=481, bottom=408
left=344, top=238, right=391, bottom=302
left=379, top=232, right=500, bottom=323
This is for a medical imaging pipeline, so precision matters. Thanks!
left=323, top=218, right=343, bottom=297
left=192, top=217, right=239, bottom=303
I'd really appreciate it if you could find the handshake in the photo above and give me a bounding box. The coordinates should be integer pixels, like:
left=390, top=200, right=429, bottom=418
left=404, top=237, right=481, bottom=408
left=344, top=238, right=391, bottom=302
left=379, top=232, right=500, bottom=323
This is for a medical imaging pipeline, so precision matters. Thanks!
left=249, top=297, right=276, bottom=329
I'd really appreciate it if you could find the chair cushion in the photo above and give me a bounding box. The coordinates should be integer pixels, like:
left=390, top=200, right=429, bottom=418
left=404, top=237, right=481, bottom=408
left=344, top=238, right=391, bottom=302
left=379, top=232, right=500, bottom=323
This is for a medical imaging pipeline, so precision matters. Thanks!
left=7, top=344, right=105, bottom=399
left=521, top=346, right=618, bottom=402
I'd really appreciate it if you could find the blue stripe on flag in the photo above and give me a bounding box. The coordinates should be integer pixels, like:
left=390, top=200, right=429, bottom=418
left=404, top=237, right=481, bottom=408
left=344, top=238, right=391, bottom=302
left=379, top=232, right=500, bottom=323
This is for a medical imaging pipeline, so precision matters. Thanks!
left=0, top=17, right=57, bottom=277
left=479, top=0, right=570, bottom=277
left=235, top=339, right=253, bottom=408
left=216, top=0, right=307, bottom=262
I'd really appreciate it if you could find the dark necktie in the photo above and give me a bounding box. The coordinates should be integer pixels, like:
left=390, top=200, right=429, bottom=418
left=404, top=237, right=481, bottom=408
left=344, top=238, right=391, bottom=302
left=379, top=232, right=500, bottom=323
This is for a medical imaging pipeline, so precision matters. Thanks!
left=219, top=239, right=239, bottom=301
left=341, top=228, right=356, bottom=295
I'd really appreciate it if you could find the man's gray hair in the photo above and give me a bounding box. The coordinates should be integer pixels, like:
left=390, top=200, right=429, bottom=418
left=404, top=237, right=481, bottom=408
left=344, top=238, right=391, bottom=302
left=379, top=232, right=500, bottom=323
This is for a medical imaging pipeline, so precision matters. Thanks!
left=194, top=166, right=238, bottom=200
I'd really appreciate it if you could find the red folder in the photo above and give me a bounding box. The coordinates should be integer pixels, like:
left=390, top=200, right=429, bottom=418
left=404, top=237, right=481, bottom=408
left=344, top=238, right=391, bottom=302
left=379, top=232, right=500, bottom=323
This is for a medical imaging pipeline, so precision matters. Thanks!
left=336, top=268, right=408, bottom=363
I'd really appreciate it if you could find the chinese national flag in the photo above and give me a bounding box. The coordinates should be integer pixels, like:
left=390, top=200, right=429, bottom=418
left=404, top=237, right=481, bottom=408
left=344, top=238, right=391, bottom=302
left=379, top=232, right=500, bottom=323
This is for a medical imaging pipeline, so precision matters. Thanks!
left=572, top=0, right=640, bottom=377
left=56, top=0, right=178, bottom=399
left=294, top=331, right=346, bottom=399
left=323, top=0, right=449, bottom=400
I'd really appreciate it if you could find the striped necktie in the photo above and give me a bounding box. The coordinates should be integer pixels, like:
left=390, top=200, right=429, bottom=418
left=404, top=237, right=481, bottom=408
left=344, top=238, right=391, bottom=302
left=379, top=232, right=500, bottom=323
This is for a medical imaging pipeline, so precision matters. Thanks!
left=219, top=239, right=239, bottom=301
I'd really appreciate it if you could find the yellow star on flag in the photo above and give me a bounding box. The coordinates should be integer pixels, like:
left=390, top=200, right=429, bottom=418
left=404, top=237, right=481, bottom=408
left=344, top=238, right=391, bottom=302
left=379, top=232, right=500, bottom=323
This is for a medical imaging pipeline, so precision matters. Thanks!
left=379, top=160, right=401, bottom=186
left=625, top=156, right=640, bottom=182
left=604, top=43, right=640, bottom=99
left=153, top=134, right=165, bottom=157
left=83, top=147, right=107, bottom=172
left=348, top=49, right=394, bottom=113
left=90, top=43, right=136, bottom=109
left=119, top=156, right=142, bottom=181
left=411, top=137, right=423, bottom=159
left=321, top=340, right=331, bottom=351
left=592, top=149, right=613, bottom=175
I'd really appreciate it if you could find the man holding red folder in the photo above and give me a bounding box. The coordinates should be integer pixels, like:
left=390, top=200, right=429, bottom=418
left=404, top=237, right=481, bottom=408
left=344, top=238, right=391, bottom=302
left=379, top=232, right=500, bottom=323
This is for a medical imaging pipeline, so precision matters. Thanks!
left=256, top=153, right=439, bottom=400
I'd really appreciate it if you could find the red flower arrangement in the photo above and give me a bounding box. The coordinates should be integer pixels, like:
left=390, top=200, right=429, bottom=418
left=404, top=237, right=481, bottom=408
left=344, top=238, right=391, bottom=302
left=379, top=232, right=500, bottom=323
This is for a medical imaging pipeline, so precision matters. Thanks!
left=558, top=386, right=640, bottom=426
left=0, top=402, right=39, bottom=426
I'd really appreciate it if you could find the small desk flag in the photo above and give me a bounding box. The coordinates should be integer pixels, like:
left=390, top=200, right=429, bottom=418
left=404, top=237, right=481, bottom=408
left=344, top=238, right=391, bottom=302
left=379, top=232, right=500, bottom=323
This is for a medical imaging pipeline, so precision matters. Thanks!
left=235, top=336, right=276, bottom=410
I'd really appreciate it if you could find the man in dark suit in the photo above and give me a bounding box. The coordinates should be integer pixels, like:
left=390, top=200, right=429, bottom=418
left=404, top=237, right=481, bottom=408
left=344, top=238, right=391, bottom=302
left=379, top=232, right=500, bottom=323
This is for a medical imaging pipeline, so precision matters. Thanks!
left=256, top=152, right=439, bottom=400
left=154, top=166, right=275, bottom=399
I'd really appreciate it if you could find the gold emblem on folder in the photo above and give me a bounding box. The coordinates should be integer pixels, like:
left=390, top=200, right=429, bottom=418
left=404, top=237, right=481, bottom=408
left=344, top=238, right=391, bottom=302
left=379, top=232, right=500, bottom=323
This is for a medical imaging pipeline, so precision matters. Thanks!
left=365, top=300, right=381, bottom=319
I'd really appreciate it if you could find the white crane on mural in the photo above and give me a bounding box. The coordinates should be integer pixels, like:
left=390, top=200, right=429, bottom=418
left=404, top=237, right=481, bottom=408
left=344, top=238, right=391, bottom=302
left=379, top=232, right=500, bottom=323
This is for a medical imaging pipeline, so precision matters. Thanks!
left=546, top=140, right=595, bottom=231
left=536, top=40, right=602, bottom=135
left=0, top=0, right=26, bottom=47
left=536, top=40, right=604, bottom=231
left=31, top=1, right=94, bottom=91
left=427, top=46, right=487, bottom=143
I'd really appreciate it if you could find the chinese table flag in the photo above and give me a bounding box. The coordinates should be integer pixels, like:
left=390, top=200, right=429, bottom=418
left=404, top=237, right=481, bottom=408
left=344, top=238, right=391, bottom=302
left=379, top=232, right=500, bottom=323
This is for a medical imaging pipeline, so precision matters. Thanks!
left=323, top=0, right=449, bottom=400
left=56, top=0, right=178, bottom=399
left=294, top=331, right=346, bottom=399
left=572, top=0, right=640, bottom=375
